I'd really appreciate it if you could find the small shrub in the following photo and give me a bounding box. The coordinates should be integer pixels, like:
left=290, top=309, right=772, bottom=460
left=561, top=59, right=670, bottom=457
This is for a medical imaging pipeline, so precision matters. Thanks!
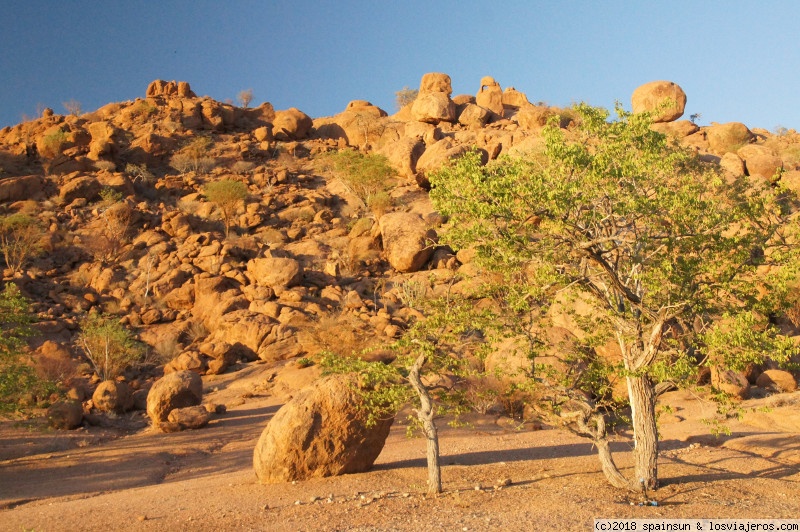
left=124, top=163, right=155, bottom=184
left=231, top=161, right=256, bottom=175
left=93, top=160, right=117, bottom=172
left=87, top=202, right=132, bottom=263
left=39, top=129, right=68, bottom=158
left=204, top=179, right=248, bottom=238
left=62, top=99, right=82, bottom=117
left=171, top=136, right=215, bottom=174
left=0, top=214, right=44, bottom=274
left=99, top=187, right=123, bottom=205
left=238, top=89, right=254, bottom=108
left=129, top=100, right=157, bottom=119
left=77, top=313, right=144, bottom=381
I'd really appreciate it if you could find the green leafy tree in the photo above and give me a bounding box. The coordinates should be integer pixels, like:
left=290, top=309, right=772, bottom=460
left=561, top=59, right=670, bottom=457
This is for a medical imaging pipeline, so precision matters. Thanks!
left=0, top=284, right=52, bottom=414
left=0, top=213, right=43, bottom=274
left=77, top=313, right=144, bottom=381
left=428, top=103, right=800, bottom=491
left=204, top=179, right=248, bottom=238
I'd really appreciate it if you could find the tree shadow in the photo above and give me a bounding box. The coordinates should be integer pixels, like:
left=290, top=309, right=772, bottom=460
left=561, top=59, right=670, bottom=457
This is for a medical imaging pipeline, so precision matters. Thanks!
left=0, top=404, right=279, bottom=508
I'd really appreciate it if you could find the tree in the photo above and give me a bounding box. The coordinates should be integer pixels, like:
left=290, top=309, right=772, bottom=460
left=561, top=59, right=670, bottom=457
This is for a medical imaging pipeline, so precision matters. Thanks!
left=395, top=86, right=419, bottom=110
left=204, top=179, right=248, bottom=238
left=77, top=313, right=143, bottom=382
left=0, top=283, right=52, bottom=414
left=238, top=89, right=254, bottom=108
left=62, top=99, right=82, bottom=117
left=428, top=103, right=800, bottom=491
left=0, top=214, right=43, bottom=274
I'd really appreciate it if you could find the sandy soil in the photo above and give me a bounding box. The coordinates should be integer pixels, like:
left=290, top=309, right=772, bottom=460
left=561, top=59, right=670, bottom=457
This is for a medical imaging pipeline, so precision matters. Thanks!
left=1, top=364, right=799, bottom=531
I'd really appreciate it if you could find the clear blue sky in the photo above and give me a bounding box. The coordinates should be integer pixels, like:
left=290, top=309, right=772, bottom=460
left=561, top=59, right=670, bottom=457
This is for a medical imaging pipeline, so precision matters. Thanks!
left=1, top=1, right=798, bottom=131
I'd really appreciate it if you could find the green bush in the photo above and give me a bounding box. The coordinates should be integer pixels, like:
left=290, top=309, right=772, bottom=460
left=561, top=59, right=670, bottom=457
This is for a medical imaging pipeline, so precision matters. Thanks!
left=77, top=313, right=144, bottom=381
left=320, top=150, right=396, bottom=214
left=204, top=179, right=248, bottom=238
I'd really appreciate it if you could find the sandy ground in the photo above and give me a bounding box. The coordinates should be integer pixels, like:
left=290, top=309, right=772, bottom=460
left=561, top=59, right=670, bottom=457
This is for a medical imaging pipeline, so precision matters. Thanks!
left=1, top=365, right=799, bottom=531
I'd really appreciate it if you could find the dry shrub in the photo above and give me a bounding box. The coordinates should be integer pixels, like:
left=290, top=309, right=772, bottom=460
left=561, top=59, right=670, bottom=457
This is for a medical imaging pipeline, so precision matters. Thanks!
left=231, top=160, right=256, bottom=175
left=93, top=160, right=117, bottom=172
left=36, top=354, right=79, bottom=384
left=87, top=203, right=132, bottom=263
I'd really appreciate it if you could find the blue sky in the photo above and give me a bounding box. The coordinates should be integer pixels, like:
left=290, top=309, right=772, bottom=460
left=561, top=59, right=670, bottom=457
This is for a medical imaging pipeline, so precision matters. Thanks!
left=1, top=1, right=798, bottom=131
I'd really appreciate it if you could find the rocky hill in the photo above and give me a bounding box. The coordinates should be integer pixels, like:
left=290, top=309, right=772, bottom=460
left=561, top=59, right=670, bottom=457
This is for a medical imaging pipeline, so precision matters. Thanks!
left=0, top=72, right=798, bottom=428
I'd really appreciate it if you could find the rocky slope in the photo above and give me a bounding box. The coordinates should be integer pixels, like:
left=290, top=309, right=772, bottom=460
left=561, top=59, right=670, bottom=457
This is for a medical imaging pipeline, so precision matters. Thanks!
left=0, top=72, right=798, bottom=430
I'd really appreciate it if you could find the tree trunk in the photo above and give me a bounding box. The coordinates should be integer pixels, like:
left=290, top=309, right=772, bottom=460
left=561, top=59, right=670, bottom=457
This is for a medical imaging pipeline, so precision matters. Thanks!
left=407, top=354, right=442, bottom=495
left=573, top=410, right=632, bottom=490
left=627, top=374, right=658, bottom=490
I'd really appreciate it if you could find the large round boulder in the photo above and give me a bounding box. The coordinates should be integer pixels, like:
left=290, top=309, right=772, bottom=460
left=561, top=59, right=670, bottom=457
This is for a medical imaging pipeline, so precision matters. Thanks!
left=706, top=122, right=754, bottom=155
left=755, top=369, right=797, bottom=393
left=272, top=108, right=313, bottom=140
left=146, top=370, right=203, bottom=426
left=631, top=80, right=687, bottom=123
left=92, top=380, right=134, bottom=413
left=47, top=401, right=84, bottom=430
left=253, top=375, right=394, bottom=483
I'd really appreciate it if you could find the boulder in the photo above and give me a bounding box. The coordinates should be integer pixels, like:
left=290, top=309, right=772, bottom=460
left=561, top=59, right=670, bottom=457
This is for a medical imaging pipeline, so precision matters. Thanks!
left=706, top=122, right=754, bottom=155
left=47, top=401, right=83, bottom=430
left=0, top=175, right=46, bottom=202
left=146, top=370, right=203, bottom=425
left=755, top=369, right=797, bottom=393
left=515, top=105, right=556, bottom=131
left=192, top=275, right=249, bottom=330
left=246, top=257, right=303, bottom=289
left=378, top=212, right=437, bottom=273
left=166, top=405, right=212, bottom=430
left=502, top=87, right=530, bottom=109
left=476, top=76, right=504, bottom=116
left=272, top=108, right=313, bottom=140
left=711, top=366, right=750, bottom=399
left=719, top=152, right=745, bottom=177
left=253, top=375, right=393, bottom=483
left=631, top=81, right=687, bottom=123
left=737, top=144, right=783, bottom=181
left=411, top=92, right=456, bottom=124
left=60, top=175, right=101, bottom=203
left=650, top=120, right=699, bottom=139
left=457, top=103, right=491, bottom=128
left=92, top=380, right=133, bottom=413
left=419, top=72, right=452, bottom=96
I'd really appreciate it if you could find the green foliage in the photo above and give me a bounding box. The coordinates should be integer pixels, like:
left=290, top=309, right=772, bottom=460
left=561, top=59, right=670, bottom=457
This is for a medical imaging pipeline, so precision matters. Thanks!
left=0, top=213, right=43, bottom=274
left=204, top=179, right=248, bottom=238
left=0, top=284, right=53, bottom=414
left=124, top=163, right=155, bottom=184
left=39, top=129, right=68, bottom=158
left=319, top=150, right=396, bottom=215
left=99, top=186, right=123, bottom=205
left=395, top=86, right=419, bottom=110
left=320, top=351, right=411, bottom=428
left=77, top=313, right=144, bottom=381
left=430, top=103, right=799, bottom=382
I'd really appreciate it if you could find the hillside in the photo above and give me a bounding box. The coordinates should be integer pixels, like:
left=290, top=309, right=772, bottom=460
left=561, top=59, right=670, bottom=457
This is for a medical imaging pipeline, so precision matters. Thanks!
left=1, top=73, right=799, bottom=529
